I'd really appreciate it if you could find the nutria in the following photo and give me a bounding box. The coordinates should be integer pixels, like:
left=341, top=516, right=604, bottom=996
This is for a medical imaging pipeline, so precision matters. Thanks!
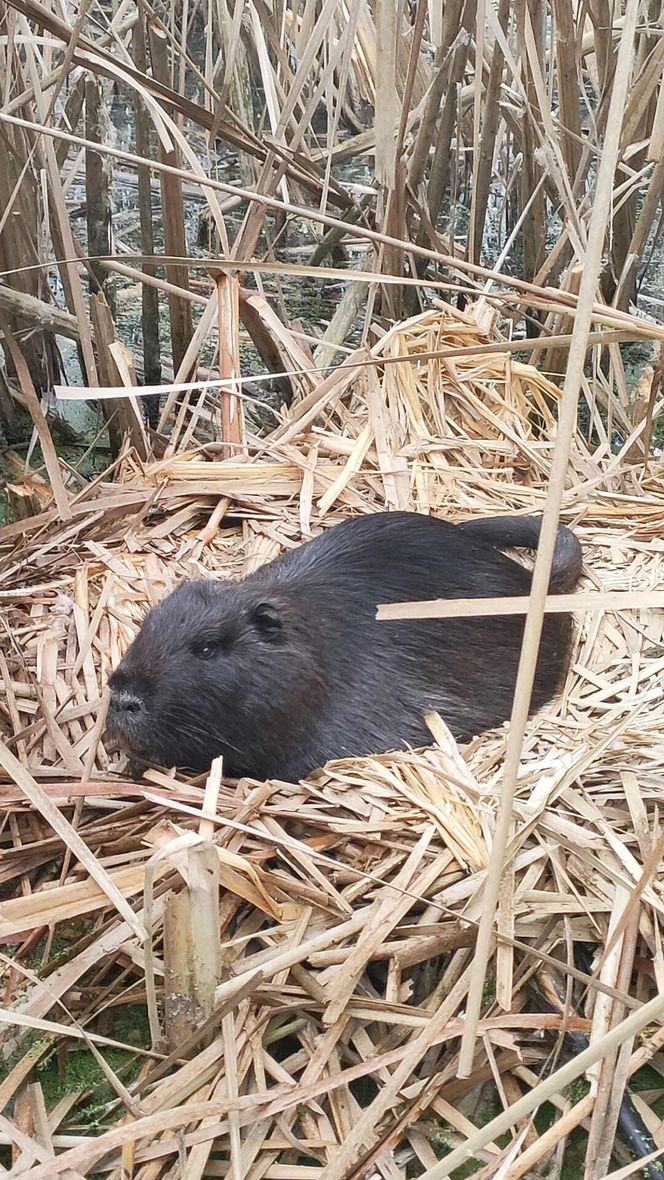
left=107, top=512, right=582, bottom=781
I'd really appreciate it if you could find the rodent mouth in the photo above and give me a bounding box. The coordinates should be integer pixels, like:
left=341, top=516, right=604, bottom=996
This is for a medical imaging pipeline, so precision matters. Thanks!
left=105, top=728, right=138, bottom=754
left=106, top=709, right=169, bottom=767
left=105, top=707, right=147, bottom=757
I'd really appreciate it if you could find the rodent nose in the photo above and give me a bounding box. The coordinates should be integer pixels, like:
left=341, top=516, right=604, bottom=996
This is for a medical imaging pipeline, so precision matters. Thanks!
left=109, top=688, right=145, bottom=717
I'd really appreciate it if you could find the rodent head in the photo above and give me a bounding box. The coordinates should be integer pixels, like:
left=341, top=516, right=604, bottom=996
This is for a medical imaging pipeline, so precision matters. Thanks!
left=107, top=578, right=288, bottom=775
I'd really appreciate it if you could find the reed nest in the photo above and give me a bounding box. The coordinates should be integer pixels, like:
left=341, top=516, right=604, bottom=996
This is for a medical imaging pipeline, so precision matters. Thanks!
left=1, top=301, right=663, bottom=1179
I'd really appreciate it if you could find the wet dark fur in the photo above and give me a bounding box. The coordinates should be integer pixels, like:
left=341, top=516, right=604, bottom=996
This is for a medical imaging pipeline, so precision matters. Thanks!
left=107, top=512, right=582, bottom=781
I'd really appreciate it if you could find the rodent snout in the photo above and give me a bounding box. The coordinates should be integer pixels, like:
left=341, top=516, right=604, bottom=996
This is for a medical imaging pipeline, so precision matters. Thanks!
left=107, top=687, right=148, bottom=738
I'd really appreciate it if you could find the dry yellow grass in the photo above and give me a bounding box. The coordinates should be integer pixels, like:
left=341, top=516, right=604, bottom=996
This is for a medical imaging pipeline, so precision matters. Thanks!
left=1, top=301, right=663, bottom=1177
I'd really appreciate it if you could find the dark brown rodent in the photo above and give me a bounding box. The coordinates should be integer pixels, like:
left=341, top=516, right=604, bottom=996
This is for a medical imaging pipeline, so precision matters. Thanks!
left=107, top=511, right=582, bottom=781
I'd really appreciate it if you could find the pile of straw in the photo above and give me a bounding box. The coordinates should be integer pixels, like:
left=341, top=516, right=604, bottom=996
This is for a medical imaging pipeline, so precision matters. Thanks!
left=1, top=301, right=663, bottom=1178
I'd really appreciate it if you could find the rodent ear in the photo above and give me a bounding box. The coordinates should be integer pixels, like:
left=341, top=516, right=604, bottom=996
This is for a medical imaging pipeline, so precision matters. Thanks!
left=251, top=602, right=282, bottom=638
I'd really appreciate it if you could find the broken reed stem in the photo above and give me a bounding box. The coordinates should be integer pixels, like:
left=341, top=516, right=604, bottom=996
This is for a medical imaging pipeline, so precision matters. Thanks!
left=54, top=326, right=664, bottom=406
left=214, top=271, right=244, bottom=455
left=377, top=590, right=664, bottom=619
left=457, top=0, right=642, bottom=1079
left=163, top=843, right=221, bottom=1053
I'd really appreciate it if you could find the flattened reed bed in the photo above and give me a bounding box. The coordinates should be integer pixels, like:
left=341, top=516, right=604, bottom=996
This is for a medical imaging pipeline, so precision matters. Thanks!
left=0, top=303, right=663, bottom=1178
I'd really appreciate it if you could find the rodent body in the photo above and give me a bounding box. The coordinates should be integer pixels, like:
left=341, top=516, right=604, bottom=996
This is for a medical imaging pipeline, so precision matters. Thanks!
left=107, top=511, right=582, bottom=781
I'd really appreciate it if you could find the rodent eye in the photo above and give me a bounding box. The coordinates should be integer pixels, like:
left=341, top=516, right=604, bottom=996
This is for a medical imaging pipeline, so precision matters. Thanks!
left=194, top=641, right=217, bottom=660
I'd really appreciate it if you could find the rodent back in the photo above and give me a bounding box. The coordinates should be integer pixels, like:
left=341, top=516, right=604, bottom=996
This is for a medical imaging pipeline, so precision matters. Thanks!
left=244, top=511, right=540, bottom=602
left=108, top=511, right=581, bottom=778
left=455, top=514, right=582, bottom=591
left=238, top=509, right=579, bottom=726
